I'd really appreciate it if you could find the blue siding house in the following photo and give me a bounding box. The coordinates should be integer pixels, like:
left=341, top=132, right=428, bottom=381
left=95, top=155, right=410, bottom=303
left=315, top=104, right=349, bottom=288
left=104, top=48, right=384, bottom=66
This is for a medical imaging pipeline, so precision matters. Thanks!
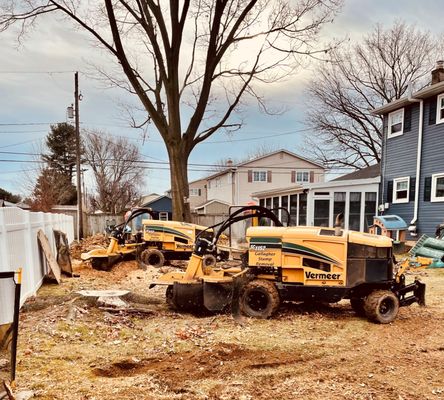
left=373, top=61, right=444, bottom=238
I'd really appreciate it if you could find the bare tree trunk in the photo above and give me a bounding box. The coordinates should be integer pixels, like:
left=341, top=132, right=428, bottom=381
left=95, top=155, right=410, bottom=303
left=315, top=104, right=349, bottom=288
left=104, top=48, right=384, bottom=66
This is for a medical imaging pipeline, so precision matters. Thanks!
left=0, top=0, right=342, bottom=219
left=167, top=144, right=191, bottom=222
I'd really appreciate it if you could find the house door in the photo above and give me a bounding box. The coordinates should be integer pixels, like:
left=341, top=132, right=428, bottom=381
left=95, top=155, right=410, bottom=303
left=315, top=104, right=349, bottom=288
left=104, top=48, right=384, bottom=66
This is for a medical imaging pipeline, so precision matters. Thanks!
left=314, top=199, right=330, bottom=227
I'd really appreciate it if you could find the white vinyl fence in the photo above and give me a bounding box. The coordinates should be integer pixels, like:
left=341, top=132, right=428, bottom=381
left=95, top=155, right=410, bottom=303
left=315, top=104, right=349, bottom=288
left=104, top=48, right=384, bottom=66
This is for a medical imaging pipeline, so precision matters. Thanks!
left=0, top=207, right=74, bottom=325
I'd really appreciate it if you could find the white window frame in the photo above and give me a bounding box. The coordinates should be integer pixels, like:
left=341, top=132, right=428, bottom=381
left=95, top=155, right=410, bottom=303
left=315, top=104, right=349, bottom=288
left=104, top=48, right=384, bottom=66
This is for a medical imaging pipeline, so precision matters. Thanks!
left=387, top=108, right=404, bottom=138
left=431, top=173, right=444, bottom=202
left=159, top=212, right=169, bottom=221
left=215, top=178, right=221, bottom=188
left=296, top=171, right=309, bottom=183
left=393, top=177, right=410, bottom=204
left=436, top=94, right=444, bottom=124
left=253, top=170, right=267, bottom=182
left=189, top=188, right=200, bottom=197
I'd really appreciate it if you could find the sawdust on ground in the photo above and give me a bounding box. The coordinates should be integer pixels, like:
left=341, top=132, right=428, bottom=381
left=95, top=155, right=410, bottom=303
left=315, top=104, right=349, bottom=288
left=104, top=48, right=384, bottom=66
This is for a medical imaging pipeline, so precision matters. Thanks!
left=70, top=234, right=109, bottom=260
left=12, top=256, right=444, bottom=400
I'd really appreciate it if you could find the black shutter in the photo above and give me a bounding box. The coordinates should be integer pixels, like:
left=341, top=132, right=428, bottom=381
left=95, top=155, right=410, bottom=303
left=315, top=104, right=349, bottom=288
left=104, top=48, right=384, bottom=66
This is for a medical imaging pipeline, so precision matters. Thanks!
left=403, top=106, right=412, bottom=132
left=409, top=177, right=416, bottom=202
left=383, top=115, right=388, bottom=138
left=424, top=177, right=432, bottom=201
left=429, top=96, right=437, bottom=125
left=387, top=180, right=393, bottom=203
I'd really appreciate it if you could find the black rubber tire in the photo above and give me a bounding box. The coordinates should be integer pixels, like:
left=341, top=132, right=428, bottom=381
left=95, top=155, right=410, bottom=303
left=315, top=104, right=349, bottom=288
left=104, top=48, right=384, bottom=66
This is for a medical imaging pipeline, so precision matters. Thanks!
left=203, top=254, right=217, bottom=268
left=141, top=249, right=165, bottom=268
left=364, top=290, right=399, bottom=324
left=239, top=279, right=280, bottom=319
left=350, top=297, right=366, bottom=316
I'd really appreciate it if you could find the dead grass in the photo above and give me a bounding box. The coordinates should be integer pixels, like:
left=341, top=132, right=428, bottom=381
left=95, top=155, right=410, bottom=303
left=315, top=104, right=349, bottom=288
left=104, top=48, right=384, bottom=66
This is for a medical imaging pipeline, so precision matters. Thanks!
left=13, top=261, right=444, bottom=400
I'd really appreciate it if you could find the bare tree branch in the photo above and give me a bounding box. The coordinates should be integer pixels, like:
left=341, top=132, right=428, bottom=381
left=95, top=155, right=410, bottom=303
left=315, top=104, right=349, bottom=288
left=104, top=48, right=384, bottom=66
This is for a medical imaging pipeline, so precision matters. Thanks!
left=0, top=0, right=342, bottom=220
left=305, top=21, right=439, bottom=169
left=83, top=130, right=145, bottom=213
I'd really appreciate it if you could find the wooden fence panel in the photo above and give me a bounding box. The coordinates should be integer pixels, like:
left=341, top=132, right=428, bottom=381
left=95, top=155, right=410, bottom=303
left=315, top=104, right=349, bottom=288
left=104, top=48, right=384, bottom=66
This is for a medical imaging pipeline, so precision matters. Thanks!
left=84, top=214, right=125, bottom=236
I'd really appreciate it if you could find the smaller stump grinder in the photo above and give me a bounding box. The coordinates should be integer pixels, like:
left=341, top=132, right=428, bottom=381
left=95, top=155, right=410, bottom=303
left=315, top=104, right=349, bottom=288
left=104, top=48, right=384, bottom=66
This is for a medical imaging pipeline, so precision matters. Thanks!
left=81, top=208, right=225, bottom=271
left=151, top=206, right=426, bottom=324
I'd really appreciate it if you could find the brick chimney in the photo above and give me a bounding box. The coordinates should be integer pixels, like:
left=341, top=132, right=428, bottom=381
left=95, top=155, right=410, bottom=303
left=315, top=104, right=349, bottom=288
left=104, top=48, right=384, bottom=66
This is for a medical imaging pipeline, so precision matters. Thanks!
left=226, top=158, right=233, bottom=167
left=432, top=60, right=444, bottom=85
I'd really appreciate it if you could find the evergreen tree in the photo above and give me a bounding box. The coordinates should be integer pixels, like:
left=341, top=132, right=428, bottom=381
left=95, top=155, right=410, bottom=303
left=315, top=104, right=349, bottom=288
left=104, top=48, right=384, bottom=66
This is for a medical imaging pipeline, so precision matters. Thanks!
left=29, top=123, right=81, bottom=210
left=0, top=187, right=21, bottom=203
left=42, top=123, right=78, bottom=181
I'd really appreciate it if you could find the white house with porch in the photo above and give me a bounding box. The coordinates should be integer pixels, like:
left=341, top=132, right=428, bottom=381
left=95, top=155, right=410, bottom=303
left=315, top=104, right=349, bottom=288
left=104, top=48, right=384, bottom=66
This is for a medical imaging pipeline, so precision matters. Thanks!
left=252, top=164, right=380, bottom=232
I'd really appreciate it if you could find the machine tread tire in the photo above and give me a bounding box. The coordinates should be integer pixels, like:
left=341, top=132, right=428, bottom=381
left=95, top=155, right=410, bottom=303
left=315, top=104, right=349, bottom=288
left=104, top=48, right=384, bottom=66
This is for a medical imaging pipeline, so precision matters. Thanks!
left=239, top=279, right=280, bottom=319
left=364, top=290, right=399, bottom=324
left=350, top=297, right=366, bottom=316
left=141, top=249, right=165, bottom=268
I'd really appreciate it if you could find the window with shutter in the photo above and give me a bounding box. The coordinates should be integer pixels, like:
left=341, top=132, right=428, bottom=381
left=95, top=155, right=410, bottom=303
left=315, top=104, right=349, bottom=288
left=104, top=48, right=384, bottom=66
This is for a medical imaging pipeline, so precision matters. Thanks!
left=388, top=109, right=404, bottom=138
left=252, top=170, right=267, bottom=182
left=393, top=177, right=410, bottom=204
left=431, top=173, right=444, bottom=202
left=436, top=94, right=444, bottom=124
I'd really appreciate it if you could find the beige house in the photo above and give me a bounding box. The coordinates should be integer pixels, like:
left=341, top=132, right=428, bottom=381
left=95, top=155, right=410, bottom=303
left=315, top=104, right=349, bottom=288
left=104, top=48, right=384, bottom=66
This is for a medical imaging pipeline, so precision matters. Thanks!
left=188, top=178, right=208, bottom=210
left=202, top=150, right=325, bottom=207
left=195, top=199, right=232, bottom=214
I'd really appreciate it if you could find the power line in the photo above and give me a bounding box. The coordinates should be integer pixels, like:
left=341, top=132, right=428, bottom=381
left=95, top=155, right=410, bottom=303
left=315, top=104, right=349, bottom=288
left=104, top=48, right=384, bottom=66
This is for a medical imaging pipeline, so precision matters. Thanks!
left=0, top=71, right=75, bottom=74
left=0, top=150, right=355, bottom=171
left=0, top=122, right=62, bottom=126
left=0, top=159, right=352, bottom=175
left=0, top=130, right=49, bottom=134
left=0, top=139, right=41, bottom=150
left=0, top=168, right=39, bottom=174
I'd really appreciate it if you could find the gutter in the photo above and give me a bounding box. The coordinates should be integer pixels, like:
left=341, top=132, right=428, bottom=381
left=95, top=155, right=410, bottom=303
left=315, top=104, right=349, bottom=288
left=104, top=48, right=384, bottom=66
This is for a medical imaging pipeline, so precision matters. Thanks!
left=408, top=92, right=424, bottom=233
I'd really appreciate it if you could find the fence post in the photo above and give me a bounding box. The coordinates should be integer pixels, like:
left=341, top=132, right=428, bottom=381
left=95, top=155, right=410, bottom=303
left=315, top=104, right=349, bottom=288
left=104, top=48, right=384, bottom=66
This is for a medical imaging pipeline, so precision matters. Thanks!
left=0, top=209, right=7, bottom=271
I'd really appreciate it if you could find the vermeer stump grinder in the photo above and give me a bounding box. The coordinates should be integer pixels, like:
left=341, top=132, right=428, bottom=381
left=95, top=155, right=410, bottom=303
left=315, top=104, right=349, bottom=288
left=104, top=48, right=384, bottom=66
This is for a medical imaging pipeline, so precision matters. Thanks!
left=151, top=206, right=426, bottom=324
left=81, top=208, right=153, bottom=270
left=81, top=208, right=223, bottom=271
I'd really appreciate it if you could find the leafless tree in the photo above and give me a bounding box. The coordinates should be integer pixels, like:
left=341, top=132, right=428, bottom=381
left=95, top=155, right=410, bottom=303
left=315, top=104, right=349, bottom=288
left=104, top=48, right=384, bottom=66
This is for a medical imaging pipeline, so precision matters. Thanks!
left=305, top=21, right=439, bottom=169
left=84, top=131, right=144, bottom=214
left=27, top=168, right=76, bottom=211
left=0, top=0, right=342, bottom=221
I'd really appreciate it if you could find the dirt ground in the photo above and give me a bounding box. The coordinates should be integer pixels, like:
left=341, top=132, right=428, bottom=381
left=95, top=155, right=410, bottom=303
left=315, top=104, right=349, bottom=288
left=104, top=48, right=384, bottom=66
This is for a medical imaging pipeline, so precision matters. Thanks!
left=12, top=256, right=444, bottom=400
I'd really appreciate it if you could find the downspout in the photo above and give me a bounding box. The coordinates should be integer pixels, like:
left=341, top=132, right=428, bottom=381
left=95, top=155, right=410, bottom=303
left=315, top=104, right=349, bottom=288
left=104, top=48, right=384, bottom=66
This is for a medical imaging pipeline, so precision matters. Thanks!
left=409, top=95, right=424, bottom=235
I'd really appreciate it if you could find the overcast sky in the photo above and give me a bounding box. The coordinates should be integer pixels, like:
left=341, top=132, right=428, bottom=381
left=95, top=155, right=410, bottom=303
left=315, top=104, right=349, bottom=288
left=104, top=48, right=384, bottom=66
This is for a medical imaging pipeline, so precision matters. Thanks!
left=0, top=0, right=443, bottom=197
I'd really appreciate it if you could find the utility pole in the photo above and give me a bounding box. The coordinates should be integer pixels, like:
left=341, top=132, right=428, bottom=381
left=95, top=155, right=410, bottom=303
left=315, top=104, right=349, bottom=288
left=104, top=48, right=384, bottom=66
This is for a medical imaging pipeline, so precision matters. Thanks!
left=74, top=72, right=83, bottom=239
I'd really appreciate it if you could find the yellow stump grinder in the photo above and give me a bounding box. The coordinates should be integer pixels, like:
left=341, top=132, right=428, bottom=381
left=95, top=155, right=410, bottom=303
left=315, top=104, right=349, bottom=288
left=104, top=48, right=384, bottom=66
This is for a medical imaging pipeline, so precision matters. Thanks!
left=151, top=206, right=426, bottom=324
left=81, top=208, right=226, bottom=270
